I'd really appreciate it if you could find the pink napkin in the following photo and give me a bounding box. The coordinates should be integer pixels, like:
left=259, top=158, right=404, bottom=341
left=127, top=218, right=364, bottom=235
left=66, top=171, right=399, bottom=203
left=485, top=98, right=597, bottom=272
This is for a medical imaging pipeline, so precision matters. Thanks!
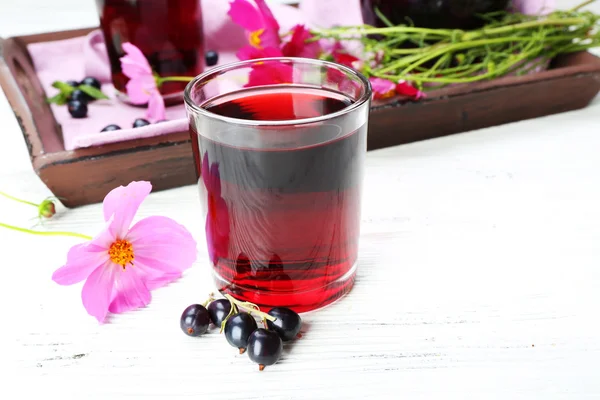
left=27, top=0, right=312, bottom=150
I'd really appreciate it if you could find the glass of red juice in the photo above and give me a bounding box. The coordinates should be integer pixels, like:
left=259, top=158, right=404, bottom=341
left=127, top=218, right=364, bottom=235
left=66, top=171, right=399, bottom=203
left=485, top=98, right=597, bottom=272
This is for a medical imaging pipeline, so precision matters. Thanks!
left=184, top=58, right=372, bottom=312
left=95, top=0, right=204, bottom=102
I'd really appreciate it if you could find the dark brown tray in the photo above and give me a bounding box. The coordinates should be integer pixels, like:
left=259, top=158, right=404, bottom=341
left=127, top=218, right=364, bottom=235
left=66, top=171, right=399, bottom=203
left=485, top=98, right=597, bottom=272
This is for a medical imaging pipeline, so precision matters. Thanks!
left=2, top=27, right=600, bottom=207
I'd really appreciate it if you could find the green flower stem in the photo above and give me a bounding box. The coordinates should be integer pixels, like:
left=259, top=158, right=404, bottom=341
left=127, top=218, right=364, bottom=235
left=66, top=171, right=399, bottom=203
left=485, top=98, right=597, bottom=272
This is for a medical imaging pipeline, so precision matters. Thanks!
left=316, top=25, right=456, bottom=37
left=156, top=76, right=194, bottom=85
left=378, top=35, right=588, bottom=75
left=0, top=222, right=92, bottom=240
left=312, top=0, right=599, bottom=88
left=461, top=17, right=590, bottom=41
left=572, top=0, right=596, bottom=10
left=0, top=191, right=39, bottom=207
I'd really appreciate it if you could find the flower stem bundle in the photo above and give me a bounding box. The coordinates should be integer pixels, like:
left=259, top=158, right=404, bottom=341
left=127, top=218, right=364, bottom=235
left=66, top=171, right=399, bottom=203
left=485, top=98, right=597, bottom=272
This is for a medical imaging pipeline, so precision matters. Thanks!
left=313, top=0, right=600, bottom=90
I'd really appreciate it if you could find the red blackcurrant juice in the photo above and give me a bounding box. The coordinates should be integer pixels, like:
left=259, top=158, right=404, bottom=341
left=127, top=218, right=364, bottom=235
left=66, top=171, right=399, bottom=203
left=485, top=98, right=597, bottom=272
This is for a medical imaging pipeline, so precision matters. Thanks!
left=96, top=0, right=204, bottom=97
left=190, top=87, right=366, bottom=312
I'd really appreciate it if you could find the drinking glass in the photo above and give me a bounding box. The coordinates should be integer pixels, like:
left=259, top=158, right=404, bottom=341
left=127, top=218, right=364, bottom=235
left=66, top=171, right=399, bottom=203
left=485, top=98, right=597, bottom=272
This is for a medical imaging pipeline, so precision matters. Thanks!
left=95, top=0, right=204, bottom=102
left=184, top=57, right=371, bottom=312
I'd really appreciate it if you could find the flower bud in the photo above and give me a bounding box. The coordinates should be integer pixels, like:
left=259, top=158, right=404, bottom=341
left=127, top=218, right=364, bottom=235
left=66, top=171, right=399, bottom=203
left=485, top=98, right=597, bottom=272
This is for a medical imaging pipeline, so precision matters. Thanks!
left=39, top=199, right=56, bottom=219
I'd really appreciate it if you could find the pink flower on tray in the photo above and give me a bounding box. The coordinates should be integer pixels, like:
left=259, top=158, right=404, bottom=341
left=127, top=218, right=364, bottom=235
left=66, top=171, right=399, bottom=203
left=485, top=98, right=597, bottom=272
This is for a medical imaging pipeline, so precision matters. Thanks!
left=52, top=181, right=197, bottom=323
left=370, top=77, right=425, bottom=101
left=370, top=77, right=396, bottom=100
left=331, top=42, right=363, bottom=70
left=119, top=42, right=166, bottom=122
left=237, top=46, right=283, bottom=63
left=229, top=0, right=282, bottom=59
left=281, top=25, right=322, bottom=58
left=396, top=80, right=425, bottom=100
left=245, top=61, right=294, bottom=87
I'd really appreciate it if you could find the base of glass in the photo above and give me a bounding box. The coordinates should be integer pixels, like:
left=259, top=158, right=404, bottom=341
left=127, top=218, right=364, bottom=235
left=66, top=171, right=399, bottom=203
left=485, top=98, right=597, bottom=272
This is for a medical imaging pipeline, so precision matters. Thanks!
left=213, top=262, right=357, bottom=313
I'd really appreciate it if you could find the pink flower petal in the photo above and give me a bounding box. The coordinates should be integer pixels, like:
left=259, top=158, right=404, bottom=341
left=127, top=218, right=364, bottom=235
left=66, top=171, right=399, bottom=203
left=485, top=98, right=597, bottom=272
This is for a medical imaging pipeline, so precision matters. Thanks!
left=103, top=181, right=153, bottom=239
left=81, top=262, right=117, bottom=323
left=144, top=273, right=182, bottom=291
left=146, top=90, right=166, bottom=122
left=228, top=0, right=264, bottom=32
left=121, top=59, right=152, bottom=81
left=127, top=215, right=198, bottom=274
left=120, top=42, right=152, bottom=79
left=131, top=258, right=182, bottom=291
left=332, top=44, right=361, bottom=69
left=108, top=267, right=151, bottom=314
left=370, top=77, right=396, bottom=99
left=125, top=75, right=155, bottom=105
left=246, top=62, right=294, bottom=88
left=396, top=81, right=425, bottom=100
left=236, top=45, right=283, bottom=61
left=135, top=256, right=185, bottom=282
left=255, top=0, right=281, bottom=48
left=282, top=25, right=321, bottom=59
left=52, top=243, right=109, bottom=285
left=89, top=220, right=117, bottom=249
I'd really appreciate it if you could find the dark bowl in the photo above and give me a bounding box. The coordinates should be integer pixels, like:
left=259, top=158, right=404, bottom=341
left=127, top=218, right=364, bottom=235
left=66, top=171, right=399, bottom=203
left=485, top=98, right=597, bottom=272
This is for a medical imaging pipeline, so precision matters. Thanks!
left=361, top=0, right=512, bottom=30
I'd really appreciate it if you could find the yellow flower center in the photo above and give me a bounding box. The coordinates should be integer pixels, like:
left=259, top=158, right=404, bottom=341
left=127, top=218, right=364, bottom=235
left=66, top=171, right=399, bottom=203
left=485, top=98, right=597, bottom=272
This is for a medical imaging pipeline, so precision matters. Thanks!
left=249, top=29, right=264, bottom=49
left=109, top=239, right=134, bottom=270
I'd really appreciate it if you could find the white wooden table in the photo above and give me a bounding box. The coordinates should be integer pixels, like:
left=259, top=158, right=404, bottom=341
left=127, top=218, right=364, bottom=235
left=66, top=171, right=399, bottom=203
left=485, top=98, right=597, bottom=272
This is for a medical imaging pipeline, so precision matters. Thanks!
left=2, top=1, right=600, bottom=398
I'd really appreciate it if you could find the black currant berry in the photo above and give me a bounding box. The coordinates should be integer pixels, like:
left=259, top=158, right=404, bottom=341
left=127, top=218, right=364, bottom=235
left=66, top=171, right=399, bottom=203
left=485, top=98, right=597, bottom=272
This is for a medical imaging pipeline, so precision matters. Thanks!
left=66, top=80, right=79, bottom=88
left=247, top=328, right=283, bottom=371
left=80, top=76, right=102, bottom=90
left=224, top=313, right=257, bottom=353
left=207, top=299, right=232, bottom=327
left=132, top=118, right=151, bottom=128
left=205, top=50, right=219, bottom=67
left=67, top=100, right=87, bottom=118
left=70, top=89, right=92, bottom=104
left=100, top=124, right=122, bottom=132
left=180, top=304, right=210, bottom=337
left=266, top=307, right=302, bottom=342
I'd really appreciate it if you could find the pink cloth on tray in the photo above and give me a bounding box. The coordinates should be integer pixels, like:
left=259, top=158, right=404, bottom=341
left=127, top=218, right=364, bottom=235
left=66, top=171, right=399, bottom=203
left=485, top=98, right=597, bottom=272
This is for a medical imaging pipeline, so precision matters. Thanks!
left=27, top=0, right=343, bottom=150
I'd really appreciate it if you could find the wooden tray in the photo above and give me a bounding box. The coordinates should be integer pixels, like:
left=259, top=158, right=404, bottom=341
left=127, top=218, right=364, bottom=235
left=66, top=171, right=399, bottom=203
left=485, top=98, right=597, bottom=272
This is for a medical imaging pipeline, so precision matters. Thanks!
left=2, top=27, right=600, bottom=207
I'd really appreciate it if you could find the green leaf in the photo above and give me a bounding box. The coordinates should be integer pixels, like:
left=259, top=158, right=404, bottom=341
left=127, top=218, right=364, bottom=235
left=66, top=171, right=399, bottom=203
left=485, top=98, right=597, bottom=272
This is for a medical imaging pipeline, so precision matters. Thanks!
left=51, top=81, right=75, bottom=95
left=46, top=92, right=69, bottom=106
left=78, top=84, right=109, bottom=100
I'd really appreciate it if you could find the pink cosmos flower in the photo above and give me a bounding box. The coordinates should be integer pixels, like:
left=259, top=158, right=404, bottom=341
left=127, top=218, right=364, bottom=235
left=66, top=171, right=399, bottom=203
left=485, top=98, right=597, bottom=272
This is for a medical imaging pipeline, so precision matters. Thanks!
left=52, top=181, right=197, bottom=323
left=201, top=153, right=230, bottom=265
left=281, top=25, right=322, bottom=58
left=120, top=43, right=166, bottom=122
left=370, top=77, right=425, bottom=101
left=229, top=0, right=282, bottom=60
left=331, top=42, right=363, bottom=70
left=396, top=80, right=425, bottom=100
left=237, top=46, right=283, bottom=63
left=370, top=77, right=396, bottom=100
left=245, top=61, right=294, bottom=88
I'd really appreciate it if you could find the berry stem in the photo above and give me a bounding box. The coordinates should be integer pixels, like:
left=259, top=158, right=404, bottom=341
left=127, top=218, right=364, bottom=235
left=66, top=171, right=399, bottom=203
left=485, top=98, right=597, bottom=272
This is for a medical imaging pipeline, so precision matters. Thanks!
left=202, top=293, right=215, bottom=308
left=0, top=222, right=92, bottom=240
left=224, top=294, right=277, bottom=322
left=0, top=191, right=39, bottom=207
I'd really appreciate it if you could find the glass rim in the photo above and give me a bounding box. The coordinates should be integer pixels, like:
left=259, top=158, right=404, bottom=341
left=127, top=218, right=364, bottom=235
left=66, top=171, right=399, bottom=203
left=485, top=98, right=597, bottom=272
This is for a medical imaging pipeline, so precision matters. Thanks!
left=183, top=57, right=372, bottom=127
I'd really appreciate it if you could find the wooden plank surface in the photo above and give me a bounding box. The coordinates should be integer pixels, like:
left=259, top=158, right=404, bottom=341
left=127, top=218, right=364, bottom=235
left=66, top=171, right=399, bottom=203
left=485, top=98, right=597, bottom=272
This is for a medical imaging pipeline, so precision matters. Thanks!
left=1, top=1, right=600, bottom=399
